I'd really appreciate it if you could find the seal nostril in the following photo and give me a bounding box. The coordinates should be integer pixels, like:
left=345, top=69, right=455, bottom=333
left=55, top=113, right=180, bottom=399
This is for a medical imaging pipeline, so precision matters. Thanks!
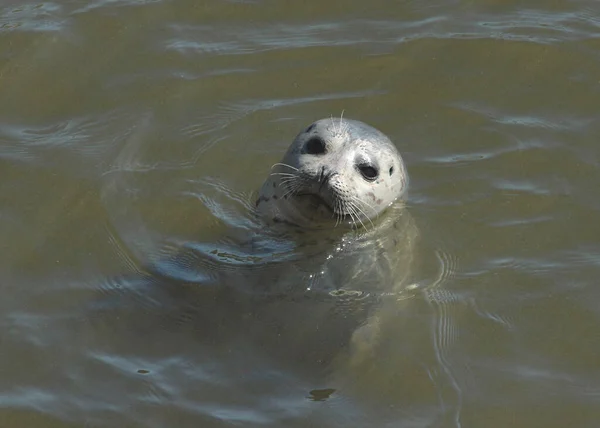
left=304, top=137, right=326, bottom=155
left=389, top=166, right=394, bottom=176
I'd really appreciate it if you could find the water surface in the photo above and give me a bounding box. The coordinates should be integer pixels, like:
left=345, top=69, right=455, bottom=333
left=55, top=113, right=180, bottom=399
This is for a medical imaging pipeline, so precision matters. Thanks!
left=1, top=0, right=600, bottom=427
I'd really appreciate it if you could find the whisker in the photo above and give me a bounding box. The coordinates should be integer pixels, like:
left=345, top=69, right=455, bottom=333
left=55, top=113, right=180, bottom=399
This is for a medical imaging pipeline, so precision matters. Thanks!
left=350, top=204, right=367, bottom=230
left=345, top=204, right=357, bottom=229
left=350, top=200, right=374, bottom=229
left=278, top=177, right=298, bottom=183
left=271, top=163, right=298, bottom=171
left=350, top=194, right=378, bottom=216
left=349, top=207, right=364, bottom=229
left=346, top=201, right=367, bottom=231
left=281, top=180, right=300, bottom=191
left=338, top=110, right=345, bottom=134
left=334, top=199, right=343, bottom=227
left=337, top=201, right=347, bottom=228
left=281, top=181, right=303, bottom=198
left=279, top=181, right=299, bottom=190
left=351, top=195, right=378, bottom=221
left=270, top=172, right=296, bottom=177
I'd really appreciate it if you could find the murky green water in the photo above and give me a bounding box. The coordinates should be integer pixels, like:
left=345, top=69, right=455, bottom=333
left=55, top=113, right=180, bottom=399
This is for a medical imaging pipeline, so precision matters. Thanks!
left=2, top=0, right=600, bottom=426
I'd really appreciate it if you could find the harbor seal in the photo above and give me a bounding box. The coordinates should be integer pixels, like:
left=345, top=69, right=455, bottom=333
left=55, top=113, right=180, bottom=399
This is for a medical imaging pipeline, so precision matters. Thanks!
left=255, top=118, right=408, bottom=229
left=100, top=115, right=420, bottom=399
left=247, top=117, right=418, bottom=376
left=132, top=116, right=415, bottom=303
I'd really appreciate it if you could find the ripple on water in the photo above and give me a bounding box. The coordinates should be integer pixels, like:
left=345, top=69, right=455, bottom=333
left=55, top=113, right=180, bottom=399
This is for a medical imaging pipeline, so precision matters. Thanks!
left=0, top=108, right=142, bottom=174
left=2, top=0, right=600, bottom=426
left=178, top=90, right=386, bottom=144
left=164, top=22, right=367, bottom=56
left=70, top=0, right=165, bottom=15
left=0, top=3, right=65, bottom=32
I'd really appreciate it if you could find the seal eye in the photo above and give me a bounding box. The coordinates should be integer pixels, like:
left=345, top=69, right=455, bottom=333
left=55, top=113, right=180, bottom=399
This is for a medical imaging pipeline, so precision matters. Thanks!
left=304, top=137, right=326, bottom=155
left=358, top=164, right=378, bottom=181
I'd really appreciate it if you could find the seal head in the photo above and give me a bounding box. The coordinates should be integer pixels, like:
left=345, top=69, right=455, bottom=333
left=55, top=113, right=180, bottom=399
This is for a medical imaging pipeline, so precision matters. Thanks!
left=256, top=118, right=408, bottom=229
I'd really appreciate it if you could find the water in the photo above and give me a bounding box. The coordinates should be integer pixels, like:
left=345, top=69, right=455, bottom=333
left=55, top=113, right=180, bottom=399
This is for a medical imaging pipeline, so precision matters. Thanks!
left=1, top=0, right=600, bottom=426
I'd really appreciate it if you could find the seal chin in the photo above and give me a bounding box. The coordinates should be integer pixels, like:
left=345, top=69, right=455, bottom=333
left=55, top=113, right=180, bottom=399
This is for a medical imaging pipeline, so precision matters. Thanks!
left=295, top=193, right=335, bottom=213
left=294, top=192, right=353, bottom=221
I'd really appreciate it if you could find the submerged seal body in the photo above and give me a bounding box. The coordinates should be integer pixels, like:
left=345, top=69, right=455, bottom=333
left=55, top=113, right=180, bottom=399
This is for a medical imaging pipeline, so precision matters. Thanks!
left=255, top=118, right=408, bottom=229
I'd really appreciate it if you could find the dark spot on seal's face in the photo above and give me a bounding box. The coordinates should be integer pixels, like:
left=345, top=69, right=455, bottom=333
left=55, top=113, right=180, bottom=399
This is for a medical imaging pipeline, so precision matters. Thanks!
left=367, top=191, right=383, bottom=205
left=273, top=195, right=278, bottom=200
left=389, top=166, right=394, bottom=176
